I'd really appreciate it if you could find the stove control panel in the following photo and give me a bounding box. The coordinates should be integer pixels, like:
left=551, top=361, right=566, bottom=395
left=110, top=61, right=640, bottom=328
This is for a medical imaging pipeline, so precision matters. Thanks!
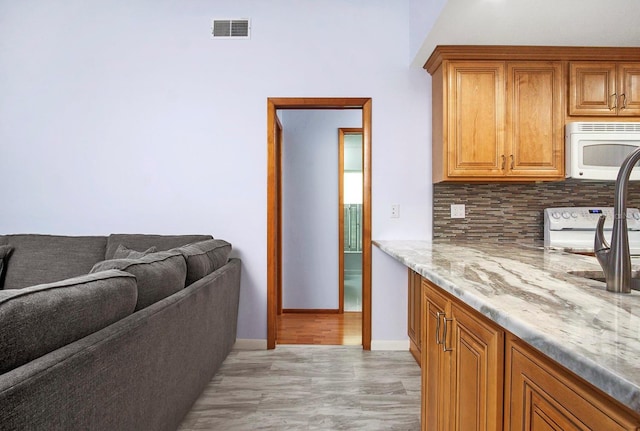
left=544, top=207, right=640, bottom=231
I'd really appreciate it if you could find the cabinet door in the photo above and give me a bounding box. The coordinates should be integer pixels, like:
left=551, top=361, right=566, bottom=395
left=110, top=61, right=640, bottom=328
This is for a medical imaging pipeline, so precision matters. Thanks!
left=449, top=302, right=504, bottom=431
left=422, top=280, right=451, bottom=431
left=408, top=269, right=422, bottom=365
left=618, top=63, right=640, bottom=116
left=447, top=62, right=506, bottom=177
left=569, top=62, right=617, bottom=116
left=505, top=336, right=640, bottom=431
left=506, top=62, right=564, bottom=178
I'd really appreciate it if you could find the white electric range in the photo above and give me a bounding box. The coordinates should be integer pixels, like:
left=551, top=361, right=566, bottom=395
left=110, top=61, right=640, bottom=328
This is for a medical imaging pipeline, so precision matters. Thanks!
left=544, top=206, right=640, bottom=255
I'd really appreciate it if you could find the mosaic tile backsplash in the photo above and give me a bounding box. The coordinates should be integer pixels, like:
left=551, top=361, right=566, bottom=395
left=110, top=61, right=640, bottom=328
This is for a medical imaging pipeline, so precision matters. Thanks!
left=433, top=179, right=640, bottom=244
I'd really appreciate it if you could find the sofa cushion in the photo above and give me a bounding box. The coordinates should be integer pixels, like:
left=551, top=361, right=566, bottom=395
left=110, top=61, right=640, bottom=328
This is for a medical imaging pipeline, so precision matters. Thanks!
left=174, top=239, right=232, bottom=285
left=0, top=270, right=137, bottom=374
left=0, top=245, right=14, bottom=290
left=105, top=234, right=213, bottom=260
left=1, top=234, right=108, bottom=290
left=90, top=251, right=187, bottom=311
left=112, top=244, right=158, bottom=259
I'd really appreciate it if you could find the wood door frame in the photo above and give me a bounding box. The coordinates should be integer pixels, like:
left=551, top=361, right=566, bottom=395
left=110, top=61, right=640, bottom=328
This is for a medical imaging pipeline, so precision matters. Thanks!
left=267, top=97, right=372, bottom=350
left=275, top=115, right=283, bottom=316
left=338, top=127, right=363, bottom=314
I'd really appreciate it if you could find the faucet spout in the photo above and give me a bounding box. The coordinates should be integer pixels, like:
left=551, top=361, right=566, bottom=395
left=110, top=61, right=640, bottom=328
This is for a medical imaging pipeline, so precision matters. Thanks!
left=594, top=215, right=609, bottom=285
left=594, top=146, right=640, bottom=293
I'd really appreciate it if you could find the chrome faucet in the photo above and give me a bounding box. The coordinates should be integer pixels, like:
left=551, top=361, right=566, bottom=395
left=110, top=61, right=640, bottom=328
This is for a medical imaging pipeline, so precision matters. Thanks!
left=594, top=147, right=640, bottom=293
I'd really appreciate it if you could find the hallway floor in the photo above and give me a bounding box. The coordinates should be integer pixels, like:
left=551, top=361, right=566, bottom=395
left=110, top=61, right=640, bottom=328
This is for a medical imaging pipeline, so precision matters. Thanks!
left=277, top=312, right=362, bottom=345
left=178, top=346, right=421, bottom=430
left=344, top=271, right=363, bottom=312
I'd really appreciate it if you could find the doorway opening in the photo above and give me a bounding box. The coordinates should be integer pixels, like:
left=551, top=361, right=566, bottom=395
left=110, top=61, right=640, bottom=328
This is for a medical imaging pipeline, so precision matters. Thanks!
left=339, top=128, right=363, bottom=314
left=267, top=98, right=372, bottom=350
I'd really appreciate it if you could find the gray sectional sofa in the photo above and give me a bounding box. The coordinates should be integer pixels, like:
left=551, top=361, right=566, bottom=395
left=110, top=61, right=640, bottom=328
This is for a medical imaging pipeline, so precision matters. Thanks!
left=0, top=233, right=241, bottom=431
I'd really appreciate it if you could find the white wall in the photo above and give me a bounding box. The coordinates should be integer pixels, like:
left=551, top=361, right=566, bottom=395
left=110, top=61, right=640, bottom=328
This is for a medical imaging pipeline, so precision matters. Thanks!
left=0, top=0, right=432, bottom=344
left=409, top=0, right=447, bottom=63
left=413, top=0, right=640, bottom=67
left=344, top=134, right=363, bottom=173
left=280, top=109, right=361, bottom=310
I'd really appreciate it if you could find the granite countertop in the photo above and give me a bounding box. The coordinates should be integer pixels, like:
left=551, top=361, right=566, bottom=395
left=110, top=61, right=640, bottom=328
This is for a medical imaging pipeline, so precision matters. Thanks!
left=373, top=240, right=640, bottom=415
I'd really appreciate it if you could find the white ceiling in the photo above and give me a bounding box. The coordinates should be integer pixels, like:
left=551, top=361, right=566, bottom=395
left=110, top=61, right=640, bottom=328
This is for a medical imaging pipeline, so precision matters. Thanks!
left=412, top=0, right=640, bottom=67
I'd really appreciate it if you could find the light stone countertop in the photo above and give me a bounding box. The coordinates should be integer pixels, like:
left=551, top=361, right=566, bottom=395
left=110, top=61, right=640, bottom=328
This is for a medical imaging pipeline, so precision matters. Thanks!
left=373, top=240, right=640, bottom=415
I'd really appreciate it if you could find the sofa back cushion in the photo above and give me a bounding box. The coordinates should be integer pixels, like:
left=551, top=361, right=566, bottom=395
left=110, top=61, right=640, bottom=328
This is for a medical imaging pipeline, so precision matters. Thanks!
left=105, top=234, right=212, bottom=260
left=90, top=251, right=187, bottom=311
left=112, top=244, right=158, bottom=259
left=0, top=235, right=107, bottom=290
left=174, top=239, right=232, bottom=285
left=0, top=270, right=137, bottom=374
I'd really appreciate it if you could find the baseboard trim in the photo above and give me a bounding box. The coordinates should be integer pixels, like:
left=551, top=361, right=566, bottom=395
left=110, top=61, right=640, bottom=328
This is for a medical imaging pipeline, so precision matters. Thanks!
left=282, top=308, right=340, bottom=314
left=234, top=339, right=407, bottom=351
left=370, top=339, right=410, bottom=351
left=233, top=339, right=267, bottom=350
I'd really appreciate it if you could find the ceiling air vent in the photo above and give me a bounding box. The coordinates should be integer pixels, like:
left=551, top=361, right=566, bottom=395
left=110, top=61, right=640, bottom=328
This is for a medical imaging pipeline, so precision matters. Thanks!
left=212, top=19, right=250, bottom=39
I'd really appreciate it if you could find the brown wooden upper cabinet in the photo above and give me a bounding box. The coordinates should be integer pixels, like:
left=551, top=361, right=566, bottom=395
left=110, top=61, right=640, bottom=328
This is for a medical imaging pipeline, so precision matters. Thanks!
left=570, top=62, right=640, bottom=116
left=429, top=53, right=564, bottom=182
left=507, top=62, right=564, bottom=178
left=425, top=46, right=640, bottom=183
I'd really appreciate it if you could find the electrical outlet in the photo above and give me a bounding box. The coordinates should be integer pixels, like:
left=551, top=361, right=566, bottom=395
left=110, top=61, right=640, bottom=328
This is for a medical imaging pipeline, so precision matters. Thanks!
left=391, top=204, right=400, bottom=218
left=450, top=204, right=465, bottom=219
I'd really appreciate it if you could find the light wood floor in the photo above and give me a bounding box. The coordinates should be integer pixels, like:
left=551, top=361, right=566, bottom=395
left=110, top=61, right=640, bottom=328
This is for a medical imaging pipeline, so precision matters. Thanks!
left=178, top=346, right=421, bottom=430
left=276, top=312, right=362, bottom=346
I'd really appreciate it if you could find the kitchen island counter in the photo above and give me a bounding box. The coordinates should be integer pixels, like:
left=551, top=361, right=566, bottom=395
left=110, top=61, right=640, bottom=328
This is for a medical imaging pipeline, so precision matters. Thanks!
left=374, top=240, right=640, bottom=415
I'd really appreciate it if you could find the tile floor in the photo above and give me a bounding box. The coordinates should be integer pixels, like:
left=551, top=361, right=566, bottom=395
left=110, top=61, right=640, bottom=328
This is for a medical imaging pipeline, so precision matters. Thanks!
left=344, top=271, right=362, bottom=312
left=178, top=346, right=421, bottom=430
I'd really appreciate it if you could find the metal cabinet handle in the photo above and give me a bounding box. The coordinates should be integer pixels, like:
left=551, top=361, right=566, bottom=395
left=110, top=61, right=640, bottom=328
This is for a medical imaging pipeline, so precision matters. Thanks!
left=442, top=316, right=453, bottom=352
left=610, top=93, right=618, bottom=110
left=435, top=312, right=444, bottom=345
left=501, top=155, right=506, bottom=170
left=355, top=207, right=361, bottom=251
left=620, top=93, right=627, bottom=110
left=510, top=154, right=514, bottom=170
left=348, top=206, right=352, bottom=249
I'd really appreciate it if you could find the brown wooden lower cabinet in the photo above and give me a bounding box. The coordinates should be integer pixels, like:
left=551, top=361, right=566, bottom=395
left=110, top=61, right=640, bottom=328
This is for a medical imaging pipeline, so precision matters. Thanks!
left=408, top=268, right=422, bottom=365
left=420, top=276, right=640, bottom=431
left=421, top=278, right=504, bottom=431
left=504, top=336, right=640, bottom=431
left=422, top=279, right=450, bottom=430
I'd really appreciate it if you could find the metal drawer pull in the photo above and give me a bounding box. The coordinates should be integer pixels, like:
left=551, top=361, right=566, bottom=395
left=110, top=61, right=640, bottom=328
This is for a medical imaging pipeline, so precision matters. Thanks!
left=442, top=316, right=453, bottom=352
left=501, top=155, right=506, bottom=170
left=348, top=206, right=352, bottom=249
left=435, top=312, right=444, bottom=345
left=610, top=93, right=618, bottom=110
left=510, top=154, right=514, bottom=170
left=621, top=93, right=627, bottom=110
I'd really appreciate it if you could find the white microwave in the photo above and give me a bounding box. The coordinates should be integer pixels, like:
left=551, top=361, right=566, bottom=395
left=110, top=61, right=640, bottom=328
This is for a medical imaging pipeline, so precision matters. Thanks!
left=566, top=122, right=640, bottom=181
